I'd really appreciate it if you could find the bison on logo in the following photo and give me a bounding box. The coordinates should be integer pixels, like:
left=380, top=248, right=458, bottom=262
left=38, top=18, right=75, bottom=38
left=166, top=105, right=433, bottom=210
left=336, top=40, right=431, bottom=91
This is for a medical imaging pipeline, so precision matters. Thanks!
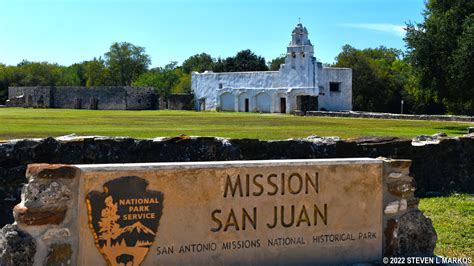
left=86, top=176, right=164, bottom=266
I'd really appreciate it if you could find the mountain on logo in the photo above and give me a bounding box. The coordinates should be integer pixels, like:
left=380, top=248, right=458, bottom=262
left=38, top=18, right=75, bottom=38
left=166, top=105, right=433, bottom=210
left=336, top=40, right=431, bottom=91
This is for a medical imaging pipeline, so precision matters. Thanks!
left=121, top=221, right=155, bottom=236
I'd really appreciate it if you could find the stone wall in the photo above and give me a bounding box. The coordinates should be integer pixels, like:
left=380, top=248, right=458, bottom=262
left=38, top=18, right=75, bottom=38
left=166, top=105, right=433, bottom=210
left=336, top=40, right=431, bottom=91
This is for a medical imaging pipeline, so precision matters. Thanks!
left=0, top=133, right=473, bottom=228
left=0, top=159, right=436, bottom=265
left=7, top=87, right=53, bottom=108
left=7, top=86, right=157, bottom=110
left=158, top=94, right=194, bottom=110
left=307, top=110, right=474, bottom=122
left=53, top=87, right=127, bottom=109
left=125, top=87, right=157, bottom=110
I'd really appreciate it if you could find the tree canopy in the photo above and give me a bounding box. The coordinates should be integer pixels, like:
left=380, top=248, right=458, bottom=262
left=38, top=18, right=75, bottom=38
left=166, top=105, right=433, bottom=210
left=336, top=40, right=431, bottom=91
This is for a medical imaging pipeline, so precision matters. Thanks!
left=104, top=42, right=151, bottom=86
left=268, top=54, right=286, bottom=71
left=132, top=62, right=190, bottom=95
left=405, top=0, right=474, bottom=114
left=181, top=53, right=215, bottom=73
left=333, top=45, right=412, bottom=113
left=214, top=49, right=268, bottom=72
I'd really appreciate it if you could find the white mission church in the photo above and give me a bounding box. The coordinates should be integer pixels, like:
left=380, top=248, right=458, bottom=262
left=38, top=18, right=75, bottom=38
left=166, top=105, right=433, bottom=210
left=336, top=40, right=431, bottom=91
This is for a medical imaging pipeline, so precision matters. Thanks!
left=191, top=23, right=352, bottom=113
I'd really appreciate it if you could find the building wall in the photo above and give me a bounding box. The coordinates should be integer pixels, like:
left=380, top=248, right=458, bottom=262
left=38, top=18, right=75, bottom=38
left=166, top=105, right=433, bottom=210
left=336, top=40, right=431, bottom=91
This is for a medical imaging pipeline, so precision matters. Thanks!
left=52, top=87, right=127, bottom=109
left=8, top=86, right=157, bottom=110
left=192, top=71, right=280, bottom=111
left=318, top=67, right=352, bottom=111
left=125, top=87, right=157, bottom=110
left=8, top=87, right=53, bottom=108
left=191, top=67, right=320, bottom=113
left=214, top=87, right=318, bottom=113
left=158, top=94, right=194, bottom=110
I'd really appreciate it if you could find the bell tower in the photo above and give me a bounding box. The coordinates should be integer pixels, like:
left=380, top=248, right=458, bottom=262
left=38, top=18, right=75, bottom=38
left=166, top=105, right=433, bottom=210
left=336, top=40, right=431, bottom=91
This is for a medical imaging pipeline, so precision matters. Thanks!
left=290, top=22, right=310, bottom=46
left=280, top=21, right=316, bottom=88
left=285, top=22, right=315, bottom=71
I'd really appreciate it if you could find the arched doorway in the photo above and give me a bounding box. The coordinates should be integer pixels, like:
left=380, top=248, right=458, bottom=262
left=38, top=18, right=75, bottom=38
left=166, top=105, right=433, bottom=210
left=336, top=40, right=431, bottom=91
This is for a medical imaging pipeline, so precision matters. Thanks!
left=220, top=92, right=235, bottom=111
left=238, top=92, right=251, bottom=112
left=256, top=92, right=271, bottom=113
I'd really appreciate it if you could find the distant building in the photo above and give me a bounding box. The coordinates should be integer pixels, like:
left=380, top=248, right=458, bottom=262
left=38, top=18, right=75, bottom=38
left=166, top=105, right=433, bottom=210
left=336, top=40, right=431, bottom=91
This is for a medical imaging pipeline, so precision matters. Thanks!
left=191, top=23, right=352, bottom=113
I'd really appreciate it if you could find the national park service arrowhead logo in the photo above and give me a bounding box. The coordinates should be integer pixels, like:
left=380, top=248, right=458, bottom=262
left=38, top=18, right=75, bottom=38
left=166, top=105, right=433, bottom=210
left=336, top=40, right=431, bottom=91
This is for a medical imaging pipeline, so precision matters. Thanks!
left=86, top=176, right=163, bottom=266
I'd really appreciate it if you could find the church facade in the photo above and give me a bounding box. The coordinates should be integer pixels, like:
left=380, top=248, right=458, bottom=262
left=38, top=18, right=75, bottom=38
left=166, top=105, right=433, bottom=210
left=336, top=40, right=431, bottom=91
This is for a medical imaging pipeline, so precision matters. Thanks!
left=191, top=23, right=352, bottom=113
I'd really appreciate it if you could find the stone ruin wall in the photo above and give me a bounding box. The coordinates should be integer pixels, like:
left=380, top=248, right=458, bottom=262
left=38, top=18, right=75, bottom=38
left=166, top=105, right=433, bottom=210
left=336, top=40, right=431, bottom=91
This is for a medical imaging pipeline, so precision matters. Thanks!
left=125, top=87, right=158, bottom=110
left=6, top=86, right=196, bottom=111
left=53, top=87, right=127, bottom=110
left=7, top=87, right=53, bottom=108
left=158, top=94, right=194, bottom=110
left=7, top=86, right=158, bottom=110
left=0, top=159, right=436, bottom=265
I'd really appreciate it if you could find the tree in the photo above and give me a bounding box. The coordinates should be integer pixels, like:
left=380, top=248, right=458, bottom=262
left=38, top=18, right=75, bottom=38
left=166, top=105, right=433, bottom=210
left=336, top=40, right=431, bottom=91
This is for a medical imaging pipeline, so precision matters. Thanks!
left=57, top=64, right=83, bottom=86
left=133, top=62, right=182, bottom=95
left=268, top=54, right=286, bottom=71
left=333, top=45, right=413, bottom=113
left=104, top=42, right=151, bottom=86
left=405, top=0, right=474, bottom=114
left=171, top=70, right=191, bottom=94
left=214, top=49, right=268, bottom=72
left=15, top=61, right=62, bottom=86
left=84, top=58, right=108, bottom=87
left=182, top=53, right=215, bottom=73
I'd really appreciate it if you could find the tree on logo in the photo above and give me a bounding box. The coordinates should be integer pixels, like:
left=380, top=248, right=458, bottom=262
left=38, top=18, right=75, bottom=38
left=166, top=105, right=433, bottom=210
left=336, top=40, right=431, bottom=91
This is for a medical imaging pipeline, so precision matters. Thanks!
left=98, top=196, right=121, bottom=247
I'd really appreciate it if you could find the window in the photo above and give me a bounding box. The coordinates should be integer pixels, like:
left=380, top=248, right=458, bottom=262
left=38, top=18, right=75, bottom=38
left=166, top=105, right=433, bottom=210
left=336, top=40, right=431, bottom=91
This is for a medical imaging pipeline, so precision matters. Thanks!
left=219, top=83, right=223, bottom=89
left=301, top=51, right=305, bottom=58
left=291, top=52, right=296, bottom=58
left=329, top=82, right=341, bottom=92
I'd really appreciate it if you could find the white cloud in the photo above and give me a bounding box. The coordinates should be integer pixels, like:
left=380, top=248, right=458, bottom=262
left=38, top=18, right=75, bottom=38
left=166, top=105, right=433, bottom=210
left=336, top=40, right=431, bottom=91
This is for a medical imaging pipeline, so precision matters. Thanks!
left=341, top=23, right=406, bottom=37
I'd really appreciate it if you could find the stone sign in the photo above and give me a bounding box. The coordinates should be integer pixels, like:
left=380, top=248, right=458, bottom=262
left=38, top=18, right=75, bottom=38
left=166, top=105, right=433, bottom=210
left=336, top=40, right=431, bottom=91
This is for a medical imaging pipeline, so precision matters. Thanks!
left=75, top=158, right=383, bottom=265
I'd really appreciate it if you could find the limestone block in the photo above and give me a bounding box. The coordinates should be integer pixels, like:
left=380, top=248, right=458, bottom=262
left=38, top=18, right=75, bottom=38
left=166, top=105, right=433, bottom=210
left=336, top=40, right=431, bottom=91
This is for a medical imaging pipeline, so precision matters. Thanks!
left=44, top=243, right=72, bottom=266
left=381, top=158, right=412, bottom=171
left=384, top=201, right=400, bottom=214
left=42, top=228, right=71, bottom=241
left=388, top=172, right=403, bottom=179
left=26, top=164, right=79, bottom=179
left=23, top=181, right=71, bottom=208
left=13, top=204, right=67, bottom=226
left=387, top=180, right=416, bottom=197
left=0, top=224, right=36, bottom=266
left=399, top=199, right=407, bottom=211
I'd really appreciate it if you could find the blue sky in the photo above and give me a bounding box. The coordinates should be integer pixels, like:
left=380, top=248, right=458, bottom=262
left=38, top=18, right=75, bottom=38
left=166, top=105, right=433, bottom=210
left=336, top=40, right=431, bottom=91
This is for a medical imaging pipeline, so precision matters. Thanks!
left=0, top=0, right=425, bottom=68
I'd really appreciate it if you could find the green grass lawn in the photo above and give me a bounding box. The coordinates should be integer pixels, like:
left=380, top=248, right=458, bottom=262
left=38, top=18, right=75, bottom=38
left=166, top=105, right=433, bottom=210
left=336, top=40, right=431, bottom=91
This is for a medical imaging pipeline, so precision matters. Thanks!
left=419, top=194, right=474, bottom=258
left=0, top=108, right=472, bottom=140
